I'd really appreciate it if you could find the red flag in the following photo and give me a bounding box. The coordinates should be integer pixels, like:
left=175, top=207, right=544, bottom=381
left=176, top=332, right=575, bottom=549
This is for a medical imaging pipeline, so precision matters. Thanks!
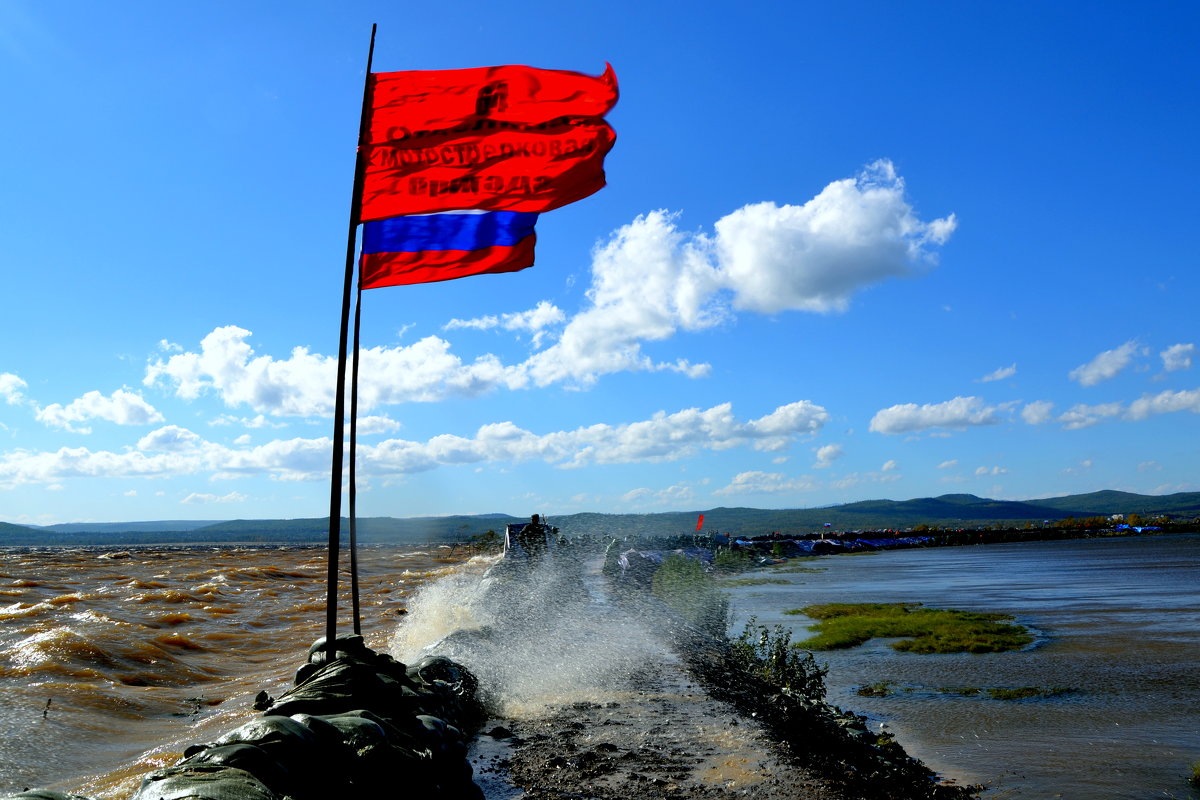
left=358, top=64, right=617, bottom=221
left=359, top=121, right=615, bottom=221
left=696, top=514, right=705, bottom=531
left=367, top=64, right=618, bottom=143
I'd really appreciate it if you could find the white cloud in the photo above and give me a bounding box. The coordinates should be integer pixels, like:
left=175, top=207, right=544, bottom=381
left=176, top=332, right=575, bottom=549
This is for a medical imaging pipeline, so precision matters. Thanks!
left=365, top=400, right=829, bottom=474
left=1, top=373, right=27, bottom=405
left=445, top=301, right=566, bottom=347
left=123, top=489, right=137, bottom=497
left=813, top=443, right=843, bottom=468
left=1160, top=343, right=1195, bottom=372
left=1137, top=460, right=1161, bottom=472
left=1021, top=400, right=1055, bottom=425
left=35, top=389, right=165, bottom=433
left=0, top=400, right=828, bottom=489
left=978, top=364, right=1016, bottom=382
left=1125, top=388, right=1200, bottom=420
left=1058, top=402, right=1124, bottom=430
left=147, top=162, right=953, bottom=409
left=881, top=459, right=898, bottom=472
left=1069, top=341, right=1143, bottom=386
left=182, top=491, right=248, bottom=505
left=713, top=470, right=817, bottom=496
left=937, top=459, right=958, bottom=469
left=974, top=465, right=1008, bottom=476
left=869, top=396, right=1002, bottom=435
left=138, top=425, right=202, bottom=452
left=715, top=160, right=956, bottom=314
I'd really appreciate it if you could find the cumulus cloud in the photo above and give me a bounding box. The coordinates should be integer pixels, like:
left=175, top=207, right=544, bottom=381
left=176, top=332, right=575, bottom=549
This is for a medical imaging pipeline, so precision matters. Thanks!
left=1161, top=343, right=1195, bottom=372
left=813, top=443, right=843, bottom=468
left=1021, top=400, right=1055, bottom=425
left=1069, top=341, right=1143, bottom=386
left=937, top=459, right=958, bottom=469
left=713, top=470, right=817, bottom=496
left=869, top=396, right=1002, bottom=435
left=978, top=364, right=1016, bottom=382
left=1, top=373, right=27, bottom=405
left=445, top=301, right=566, bottom=347
left=35, top=389, right=165, bottom=433
left=1058, top=401, right=1124, bottom=430
left=138, top=425, right=203, bottom=452
left=147, top=162, right=953, bottom=411
left=1126, top=388, right=1200, bottom=420
left=0, top=400, right=827, bottom=488
left=715, top=160, right=956, bottom=314
left=881, top=459, right=898, bottom=472
left=974, top=465, right=1008, bottom=476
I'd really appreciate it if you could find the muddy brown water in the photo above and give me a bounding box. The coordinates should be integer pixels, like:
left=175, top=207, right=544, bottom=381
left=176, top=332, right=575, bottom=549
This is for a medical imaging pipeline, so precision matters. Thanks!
left=0, top=544, right=470, bottom=796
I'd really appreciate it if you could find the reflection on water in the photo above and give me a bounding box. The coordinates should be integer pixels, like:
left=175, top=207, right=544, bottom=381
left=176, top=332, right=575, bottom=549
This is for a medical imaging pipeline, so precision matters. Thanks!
left=728, top=533, right=1200, bottom=799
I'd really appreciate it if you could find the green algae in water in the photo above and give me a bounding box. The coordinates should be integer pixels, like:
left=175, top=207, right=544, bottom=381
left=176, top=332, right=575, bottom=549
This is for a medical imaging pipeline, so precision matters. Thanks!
left=785, top=602, right=1033, bottom=654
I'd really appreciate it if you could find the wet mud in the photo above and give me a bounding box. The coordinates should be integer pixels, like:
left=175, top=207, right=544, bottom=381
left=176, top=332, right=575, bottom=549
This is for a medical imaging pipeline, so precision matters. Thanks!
left=474, top=655, right=843, bottom=800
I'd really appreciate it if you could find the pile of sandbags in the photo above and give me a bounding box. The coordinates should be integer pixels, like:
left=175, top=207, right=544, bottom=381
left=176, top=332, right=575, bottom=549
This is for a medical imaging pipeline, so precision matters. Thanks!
left=5, top=635, right=485, bottom=800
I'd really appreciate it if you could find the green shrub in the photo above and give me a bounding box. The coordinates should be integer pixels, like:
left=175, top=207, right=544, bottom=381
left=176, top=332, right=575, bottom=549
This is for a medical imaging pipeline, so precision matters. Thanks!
left=729, top=618, right=827, bottom=702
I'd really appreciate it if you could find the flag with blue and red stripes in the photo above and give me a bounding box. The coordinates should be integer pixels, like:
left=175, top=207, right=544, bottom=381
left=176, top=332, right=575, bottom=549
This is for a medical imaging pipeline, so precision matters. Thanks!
left=359, top=210, right=537, bottom=288
left=356, top=63, right=616, bottom=287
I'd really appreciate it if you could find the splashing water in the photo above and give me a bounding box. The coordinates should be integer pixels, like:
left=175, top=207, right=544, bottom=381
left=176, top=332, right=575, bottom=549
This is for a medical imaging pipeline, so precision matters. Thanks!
left=391, top=550, right=669, bottom=717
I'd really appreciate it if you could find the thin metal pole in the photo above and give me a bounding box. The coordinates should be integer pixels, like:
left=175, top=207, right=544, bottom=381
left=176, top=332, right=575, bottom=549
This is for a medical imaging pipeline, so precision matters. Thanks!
left=325, top=22, right=376, bottom=659
left=348, top=283, right=363, bottom=635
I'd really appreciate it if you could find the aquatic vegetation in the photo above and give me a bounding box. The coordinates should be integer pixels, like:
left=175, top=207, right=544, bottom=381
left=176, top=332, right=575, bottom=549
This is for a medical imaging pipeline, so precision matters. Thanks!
left=729, top=618, right=827, bottom=702
left=785, top=602, right=1033, bottom=654
left=856, top=681, right=895, bottom=697
left=769, top=565, right=825, bottom=574
left=1190, top=761, right=1200, bottom=790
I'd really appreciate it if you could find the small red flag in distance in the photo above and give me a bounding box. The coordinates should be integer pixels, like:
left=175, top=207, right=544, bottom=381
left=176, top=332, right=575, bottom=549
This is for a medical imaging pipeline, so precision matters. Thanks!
left=696, top=514, right=705, bottom=531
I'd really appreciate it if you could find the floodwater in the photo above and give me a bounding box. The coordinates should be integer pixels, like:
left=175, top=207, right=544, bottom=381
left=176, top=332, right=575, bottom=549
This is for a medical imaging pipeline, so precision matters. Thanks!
left=0, top=544, right=474, bottom=797
left=727, top=533, right=1200, bottom=799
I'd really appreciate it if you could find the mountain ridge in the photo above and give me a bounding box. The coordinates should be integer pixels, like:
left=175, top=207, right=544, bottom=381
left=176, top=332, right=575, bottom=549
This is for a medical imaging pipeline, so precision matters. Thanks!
left=2, top=490, right=1196, bottom=545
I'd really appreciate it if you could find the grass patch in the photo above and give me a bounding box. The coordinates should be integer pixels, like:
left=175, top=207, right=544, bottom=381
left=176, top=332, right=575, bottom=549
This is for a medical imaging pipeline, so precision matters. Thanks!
left=787, top=602, right=1033, bottom=654
left=770, top=565, right=826, bottom=574
left=856, top=681, right=895, bottom=697
left=719, top=577, right=790, bottom=587
left=1190, top=761, right=1200, bottom=790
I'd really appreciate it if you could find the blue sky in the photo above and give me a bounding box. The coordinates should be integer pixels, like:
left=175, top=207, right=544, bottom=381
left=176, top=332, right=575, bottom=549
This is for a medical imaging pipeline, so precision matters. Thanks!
left=2, top=1, right=1198, bottom=525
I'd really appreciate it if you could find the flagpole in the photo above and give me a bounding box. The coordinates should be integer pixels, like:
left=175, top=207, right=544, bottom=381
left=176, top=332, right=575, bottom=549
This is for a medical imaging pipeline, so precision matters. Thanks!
left=348, top=283, right=363, bottom=636
left=325, top=22, right=376, bottom=659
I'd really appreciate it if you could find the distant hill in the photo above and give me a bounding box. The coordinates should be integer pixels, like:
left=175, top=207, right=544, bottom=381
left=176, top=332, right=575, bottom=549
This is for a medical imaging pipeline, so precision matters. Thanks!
left=35, top=520, right=229, bottom=533
left=2, top=491, right=1196, bottom=546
